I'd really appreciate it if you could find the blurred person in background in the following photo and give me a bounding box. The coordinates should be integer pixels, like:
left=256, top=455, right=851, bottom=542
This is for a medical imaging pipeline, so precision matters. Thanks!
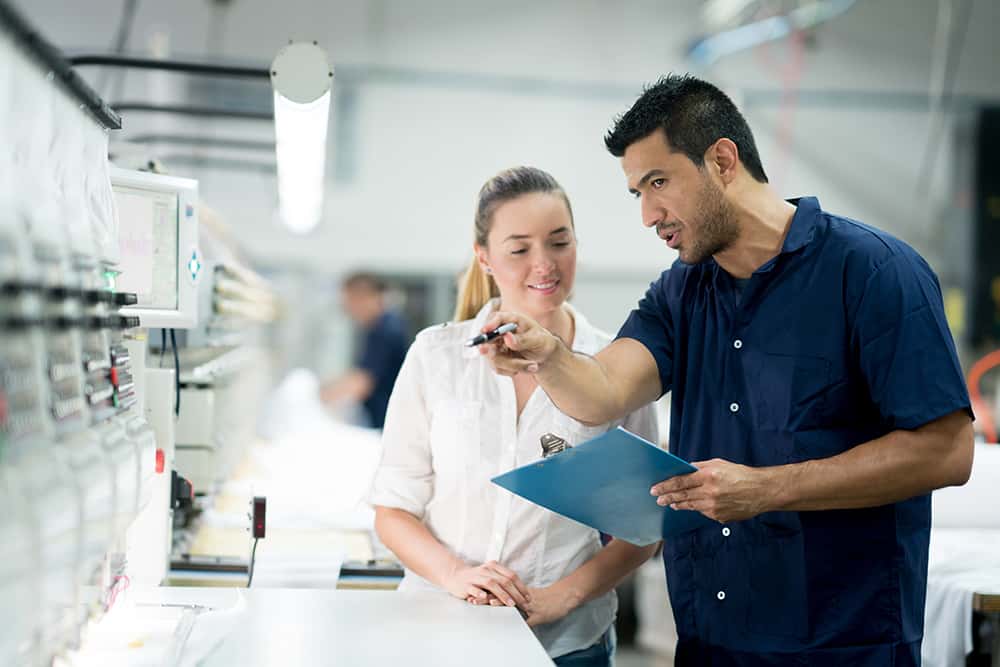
left=371, top=166, right=660, bottom=666
left=320, top=271, right=409, bottom=429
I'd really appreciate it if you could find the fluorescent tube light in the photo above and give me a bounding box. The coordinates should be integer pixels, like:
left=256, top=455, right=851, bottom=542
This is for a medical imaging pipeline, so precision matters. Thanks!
left=270, top=42, right=332, bottom=234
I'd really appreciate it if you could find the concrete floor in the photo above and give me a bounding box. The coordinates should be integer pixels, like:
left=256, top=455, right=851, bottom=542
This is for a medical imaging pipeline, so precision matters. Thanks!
left=615, top=646, right=672, bottom=667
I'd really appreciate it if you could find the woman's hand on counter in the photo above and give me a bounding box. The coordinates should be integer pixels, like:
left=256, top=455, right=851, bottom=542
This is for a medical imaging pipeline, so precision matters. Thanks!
left=448, top=560, right=531, bottom=608
left=520, top=583, right=581, bottom=627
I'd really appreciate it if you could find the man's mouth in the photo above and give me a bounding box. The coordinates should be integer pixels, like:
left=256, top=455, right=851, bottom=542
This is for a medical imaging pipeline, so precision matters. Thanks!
left=659, top=227, right=681, bottom=249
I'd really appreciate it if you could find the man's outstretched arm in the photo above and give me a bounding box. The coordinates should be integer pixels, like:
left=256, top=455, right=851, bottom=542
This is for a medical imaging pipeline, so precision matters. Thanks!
left=479, top=311, right=662, bottom=425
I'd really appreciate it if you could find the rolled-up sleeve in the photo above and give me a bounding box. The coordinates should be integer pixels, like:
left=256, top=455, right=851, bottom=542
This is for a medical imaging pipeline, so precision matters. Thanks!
left=853, top=252, right=973, bottom=430
left=368, top=341, right=434, bottom=518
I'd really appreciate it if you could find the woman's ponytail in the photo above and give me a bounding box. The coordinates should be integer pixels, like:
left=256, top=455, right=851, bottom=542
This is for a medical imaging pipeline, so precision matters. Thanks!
left=453, top=258, right=499, bottom=321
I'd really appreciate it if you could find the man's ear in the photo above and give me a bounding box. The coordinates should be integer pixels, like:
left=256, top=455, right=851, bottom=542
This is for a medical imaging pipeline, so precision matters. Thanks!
left=707, top=138, right=739, bottom=185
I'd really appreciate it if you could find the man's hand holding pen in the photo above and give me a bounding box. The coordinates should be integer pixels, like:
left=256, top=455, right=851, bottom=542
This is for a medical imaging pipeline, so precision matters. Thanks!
left=476, top=312, right=562, bottom=377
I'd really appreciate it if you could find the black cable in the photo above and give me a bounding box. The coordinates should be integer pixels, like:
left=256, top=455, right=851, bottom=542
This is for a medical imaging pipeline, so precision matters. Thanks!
left=247, top=538, right=259, bottom=588
left=69, top=55, right=270, bottom=79
left=169, top=328, right=180, bottom=416
left=0, top=1, right=121, bottom=129
left=159, top=329, right=166, bottom=368
left=108, top=102, right=272, bottom=120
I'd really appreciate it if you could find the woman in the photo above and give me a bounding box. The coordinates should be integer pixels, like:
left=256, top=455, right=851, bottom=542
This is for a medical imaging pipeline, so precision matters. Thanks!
left=370, top=166, right=659, bottom=665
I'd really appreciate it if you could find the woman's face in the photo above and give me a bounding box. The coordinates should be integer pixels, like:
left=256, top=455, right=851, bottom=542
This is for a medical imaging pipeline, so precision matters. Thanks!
left=476, top=192, right=577, bottom=319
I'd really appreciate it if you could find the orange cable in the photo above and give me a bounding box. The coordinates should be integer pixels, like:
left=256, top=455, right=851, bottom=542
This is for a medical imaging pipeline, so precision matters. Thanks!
left=967, top=349, right=1000, bottom=444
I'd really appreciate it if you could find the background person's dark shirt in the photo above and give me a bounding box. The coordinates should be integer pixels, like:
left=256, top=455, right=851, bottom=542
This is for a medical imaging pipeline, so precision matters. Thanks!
left=357, top=310, right=409, bottom=429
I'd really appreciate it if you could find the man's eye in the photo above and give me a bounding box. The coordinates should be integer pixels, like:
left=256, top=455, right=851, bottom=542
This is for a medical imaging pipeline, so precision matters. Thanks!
left=652, top=178, right=666, bottom=189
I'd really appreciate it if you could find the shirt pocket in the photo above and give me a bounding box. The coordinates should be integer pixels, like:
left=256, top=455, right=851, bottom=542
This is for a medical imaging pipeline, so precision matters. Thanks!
left=428, top=399, right=481, bottom=494
left=749, top=353, right=834, bottom=433
left=745, top=514, right=809, bottom=640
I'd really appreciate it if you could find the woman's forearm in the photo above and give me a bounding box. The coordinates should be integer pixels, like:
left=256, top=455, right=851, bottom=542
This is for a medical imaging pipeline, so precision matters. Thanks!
left=373, top=505, right=464, bottom=588
left=555, top=540, right=658, bottom=609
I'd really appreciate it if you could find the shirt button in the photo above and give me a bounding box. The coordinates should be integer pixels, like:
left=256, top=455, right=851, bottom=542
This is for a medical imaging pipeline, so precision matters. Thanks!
left=722, top=527, right=731, bottom=537
left=733, top=339, right=743, bottom=349
left=717, top=591, right=726, bottom=601
left=729, top=402, right=740, bottom=413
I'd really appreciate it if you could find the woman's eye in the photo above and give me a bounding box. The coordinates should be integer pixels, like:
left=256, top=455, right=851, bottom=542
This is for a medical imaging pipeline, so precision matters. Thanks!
left=510, top=248, right=527, bottom=255
left=552, top=242, right=570, bottom=248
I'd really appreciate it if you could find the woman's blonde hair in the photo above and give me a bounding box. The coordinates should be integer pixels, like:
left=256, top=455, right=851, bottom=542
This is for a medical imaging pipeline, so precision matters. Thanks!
left=453, top=166, right=573, bottom=321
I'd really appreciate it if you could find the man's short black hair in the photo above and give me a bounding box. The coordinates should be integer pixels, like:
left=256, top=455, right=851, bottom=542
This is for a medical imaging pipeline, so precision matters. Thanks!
left=342, top=271, right=387, bottom=294
left=604, top=74, right=768, bottom=184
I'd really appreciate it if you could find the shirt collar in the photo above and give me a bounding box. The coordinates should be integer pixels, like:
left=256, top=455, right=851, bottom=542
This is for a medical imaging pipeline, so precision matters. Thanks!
left=780, top=196, right=821, bottom=255
left=464, top=298, right=600, bottom=358
left=706, top=196, right=821, bottom=282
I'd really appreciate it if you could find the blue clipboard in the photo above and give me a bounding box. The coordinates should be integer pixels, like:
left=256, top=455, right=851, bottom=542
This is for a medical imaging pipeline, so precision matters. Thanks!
left=490, top=426, right=712, bottom=545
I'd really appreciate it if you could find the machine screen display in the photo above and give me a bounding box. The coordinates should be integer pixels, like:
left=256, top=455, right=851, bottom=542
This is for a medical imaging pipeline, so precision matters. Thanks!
left=112, top=184, right=179, bottom=310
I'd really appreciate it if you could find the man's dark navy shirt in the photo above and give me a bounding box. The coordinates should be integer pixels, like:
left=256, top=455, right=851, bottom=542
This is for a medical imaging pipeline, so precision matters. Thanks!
left=617, top=197, right=971, bottom=665
left=357, top=310, right=409, bottom=429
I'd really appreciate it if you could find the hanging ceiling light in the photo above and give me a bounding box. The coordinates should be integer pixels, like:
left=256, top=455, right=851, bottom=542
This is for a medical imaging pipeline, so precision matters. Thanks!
left=269, top=41, right=332, bottom=234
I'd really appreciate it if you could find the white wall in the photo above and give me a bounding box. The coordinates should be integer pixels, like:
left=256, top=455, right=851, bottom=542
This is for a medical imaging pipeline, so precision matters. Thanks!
left=14, top=0, right=1000, bottom=338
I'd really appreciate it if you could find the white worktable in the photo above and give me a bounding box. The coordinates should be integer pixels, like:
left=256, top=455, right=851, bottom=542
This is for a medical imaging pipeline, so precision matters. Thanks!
left=137, top=587, right=553, bottom=666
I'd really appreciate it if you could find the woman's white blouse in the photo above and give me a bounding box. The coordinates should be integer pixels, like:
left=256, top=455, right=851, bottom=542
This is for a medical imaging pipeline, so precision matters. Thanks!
left=370, top=300, right=659, bottom=658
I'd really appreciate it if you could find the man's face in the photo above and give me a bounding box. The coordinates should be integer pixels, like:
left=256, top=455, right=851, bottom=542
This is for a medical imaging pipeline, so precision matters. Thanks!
left=340, top=285, right=380, bottom=325
left=621, top=128, right=739, bottom=265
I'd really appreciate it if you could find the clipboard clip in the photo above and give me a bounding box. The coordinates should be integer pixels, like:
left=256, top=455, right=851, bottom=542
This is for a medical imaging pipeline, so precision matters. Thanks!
left=540, top=433, right=570, bottom=458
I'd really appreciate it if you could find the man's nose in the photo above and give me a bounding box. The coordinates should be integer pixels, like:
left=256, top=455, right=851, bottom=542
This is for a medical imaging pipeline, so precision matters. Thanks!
left=642, top=196, right=664, bottom=228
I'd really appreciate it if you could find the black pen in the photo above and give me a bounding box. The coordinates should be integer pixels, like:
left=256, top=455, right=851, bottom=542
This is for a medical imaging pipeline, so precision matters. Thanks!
left=465, top=322, right=517, bottom=347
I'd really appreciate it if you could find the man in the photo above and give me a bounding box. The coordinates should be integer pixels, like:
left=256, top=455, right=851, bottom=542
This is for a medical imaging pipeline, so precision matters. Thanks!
left=320, top=272, right=409, bottom=429
left=480, top=75, right=974, bottom=665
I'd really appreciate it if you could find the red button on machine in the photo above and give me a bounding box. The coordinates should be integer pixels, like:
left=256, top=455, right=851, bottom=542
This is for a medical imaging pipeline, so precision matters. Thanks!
left=110, top=367, right=119, bottom=386
left=155, top=448, right=165, bottom=474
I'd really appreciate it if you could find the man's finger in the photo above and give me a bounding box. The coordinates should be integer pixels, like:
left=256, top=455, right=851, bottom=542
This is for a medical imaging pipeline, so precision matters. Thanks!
left=481, top=314, right=503, bottom=333
left=490, top=358, right=539, bottom=376
left=482, top=311, right=521, bottom=333
left=503, top=333, right=520, bottom=350
left=656, top=487, right=704, bottom=506
left=670, top=500, right=725, bottom=523
left=651, top=471, right=703, bottom=496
